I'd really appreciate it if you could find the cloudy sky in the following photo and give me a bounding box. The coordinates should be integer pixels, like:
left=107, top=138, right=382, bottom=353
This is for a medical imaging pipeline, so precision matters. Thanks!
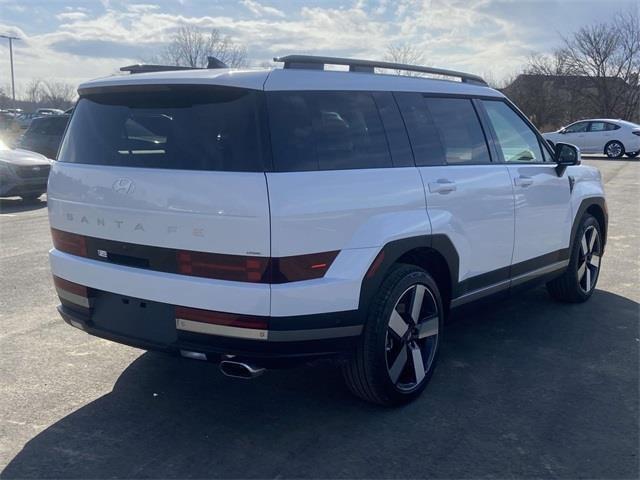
left=0, top=0, right=637, bottom=96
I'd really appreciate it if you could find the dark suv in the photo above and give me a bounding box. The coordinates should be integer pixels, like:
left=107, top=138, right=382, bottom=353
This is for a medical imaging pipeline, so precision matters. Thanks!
left=17, top=114, right=69, bottom=159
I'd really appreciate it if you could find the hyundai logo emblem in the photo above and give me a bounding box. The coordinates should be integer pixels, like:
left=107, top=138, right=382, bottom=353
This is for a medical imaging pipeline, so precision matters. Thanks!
left=113, top=178, right=135, bottom=195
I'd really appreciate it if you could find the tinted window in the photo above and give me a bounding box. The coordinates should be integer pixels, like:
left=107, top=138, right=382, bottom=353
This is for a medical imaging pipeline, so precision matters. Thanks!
left=590, top=121, right=619, bottom=132
left=267, top=91, right=392, bottom=171
left=482, top=100, right=545, bottom=163
left=564, top=122, right=588, bottom=133
left=394, top=92, right=445, bottom=166
left=372, top=92, right=414, bottom=167
left=424, top=97, right=491, bottom=165
left=27, top=118, right=48, bottom=135
left=45, top=116, right=69, bottom=135
left=58, top=86, right=266, bottom=172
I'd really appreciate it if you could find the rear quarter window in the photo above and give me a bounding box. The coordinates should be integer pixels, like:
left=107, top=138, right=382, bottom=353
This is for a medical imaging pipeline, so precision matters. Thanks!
left=267, top=91, right=393, bottom=172
left=58, top=85, right=268, bottom=172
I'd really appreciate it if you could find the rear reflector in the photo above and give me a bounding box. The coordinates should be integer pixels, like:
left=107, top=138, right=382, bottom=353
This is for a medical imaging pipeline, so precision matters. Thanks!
left=272, top=251, right=339, bottom=282
left=51, top=229, right=87, bottom=257
left=53, top=275, right=91, bottom=309
left=53, top=275, right=89, bottom=297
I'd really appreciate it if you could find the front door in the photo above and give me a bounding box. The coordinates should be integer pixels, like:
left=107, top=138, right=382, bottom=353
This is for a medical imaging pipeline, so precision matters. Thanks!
left=560, top=121, right=590, bottom=151
left=480, top=100, right=572, bottom=275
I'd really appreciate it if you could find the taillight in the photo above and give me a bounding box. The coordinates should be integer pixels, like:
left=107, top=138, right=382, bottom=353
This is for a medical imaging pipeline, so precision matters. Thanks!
left=176, top=250, right=339, bottom=283
left=176, top=251, right=270, bottom=283
left=271, top=251, right=339, bottom=283
left=51, top=228, right=87, bottom=257
left=632, top=130, right=640, bottom=137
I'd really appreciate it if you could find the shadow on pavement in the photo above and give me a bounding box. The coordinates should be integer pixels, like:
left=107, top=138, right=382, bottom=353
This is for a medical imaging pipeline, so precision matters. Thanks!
left=2, top=287, right=638, bottom=479
left=0, top=196, right=47, bottom=215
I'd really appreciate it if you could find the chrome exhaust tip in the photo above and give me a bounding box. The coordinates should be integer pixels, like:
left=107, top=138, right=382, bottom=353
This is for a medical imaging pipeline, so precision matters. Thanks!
left=219, top=360, right=265, bottom=379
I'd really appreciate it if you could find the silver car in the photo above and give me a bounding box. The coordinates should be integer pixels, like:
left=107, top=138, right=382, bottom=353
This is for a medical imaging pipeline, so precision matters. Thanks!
left=0, top=139, right=51, bottom=201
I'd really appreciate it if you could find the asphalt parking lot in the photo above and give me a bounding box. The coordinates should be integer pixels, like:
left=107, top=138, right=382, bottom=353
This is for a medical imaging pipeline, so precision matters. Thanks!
left=0, top=157, right=638, bottom=479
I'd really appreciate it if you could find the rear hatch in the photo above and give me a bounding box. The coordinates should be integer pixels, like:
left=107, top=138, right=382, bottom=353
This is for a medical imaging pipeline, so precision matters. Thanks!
left=48, top=83, right=271, bottom=275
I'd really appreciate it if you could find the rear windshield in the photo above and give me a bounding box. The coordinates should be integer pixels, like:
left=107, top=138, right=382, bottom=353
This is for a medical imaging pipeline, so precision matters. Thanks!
left=28, top=116, right=69, bottom=136
left=58, top=86, right=267, bottom=172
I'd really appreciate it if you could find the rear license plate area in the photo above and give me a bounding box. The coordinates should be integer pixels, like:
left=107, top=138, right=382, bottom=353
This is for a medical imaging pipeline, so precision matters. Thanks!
left=91, top=291, right=177, bottom=344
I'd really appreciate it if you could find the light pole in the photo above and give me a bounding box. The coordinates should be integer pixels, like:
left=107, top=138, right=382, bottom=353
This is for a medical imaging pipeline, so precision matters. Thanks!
left=0, top=34, right=20, bottom=103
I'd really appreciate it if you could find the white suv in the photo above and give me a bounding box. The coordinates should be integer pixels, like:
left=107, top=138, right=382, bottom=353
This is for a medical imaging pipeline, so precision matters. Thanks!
left=48, top=55, right=607, bottom=406
left=543, top=118, right=640, bottom=159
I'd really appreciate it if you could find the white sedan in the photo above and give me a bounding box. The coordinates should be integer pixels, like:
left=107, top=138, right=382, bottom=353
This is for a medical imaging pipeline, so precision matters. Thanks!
left=543, top=119, right=640, bottom=159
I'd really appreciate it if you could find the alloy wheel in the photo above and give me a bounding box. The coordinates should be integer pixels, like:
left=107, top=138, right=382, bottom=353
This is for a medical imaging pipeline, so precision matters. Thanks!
left=606, top=142, right=623, bottom=158
left=385, top=283, right=439, bottom=392
left=577, top=225, right=601, bottom=293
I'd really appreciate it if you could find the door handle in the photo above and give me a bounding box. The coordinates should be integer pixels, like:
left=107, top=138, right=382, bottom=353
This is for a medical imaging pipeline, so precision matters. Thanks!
left=428, top=179, right=457, bottom=194
left=514, top=175, right=533, bottom=187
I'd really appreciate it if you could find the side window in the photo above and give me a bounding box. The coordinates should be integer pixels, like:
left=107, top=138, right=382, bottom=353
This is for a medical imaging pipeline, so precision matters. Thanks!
left=482, top=100, right=545, bottom=163
left=564, top=122, right=588, bottom=133
left=267, top=91, right=392, bottom=172
left=589, top=121, right=608, bottom=132
left=372, top=92, right=414, bottom=167
left=606, top=123, right=620, bottom=131
left=394, top=92, right=445, bottom=166
left=424, top=97, right=491, bottom=165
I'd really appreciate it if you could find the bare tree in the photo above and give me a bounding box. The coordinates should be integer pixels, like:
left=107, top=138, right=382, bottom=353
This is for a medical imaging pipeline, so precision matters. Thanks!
left=155, top=25, right=248, bottom=68
left=525, top=51, right=573, bottom=76
left=25, top=79, right=76, bottom=109
left=384, top=43, right=426, bottom=76
left=559, top=10, right=639, bottom=118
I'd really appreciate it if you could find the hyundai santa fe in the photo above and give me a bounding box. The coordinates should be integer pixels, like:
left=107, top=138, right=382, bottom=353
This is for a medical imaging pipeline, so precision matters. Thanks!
left=48, top=55, right=607, bottom=405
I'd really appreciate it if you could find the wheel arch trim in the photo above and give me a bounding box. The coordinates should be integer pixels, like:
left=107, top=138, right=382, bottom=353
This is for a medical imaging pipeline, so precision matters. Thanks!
left=571, top=197, right=608, bottom=254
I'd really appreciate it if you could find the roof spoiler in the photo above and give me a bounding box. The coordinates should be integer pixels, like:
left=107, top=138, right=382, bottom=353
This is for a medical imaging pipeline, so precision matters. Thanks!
left=273, top=54, right=487, bottom=85
left=120, top=56, right=229, bottom=74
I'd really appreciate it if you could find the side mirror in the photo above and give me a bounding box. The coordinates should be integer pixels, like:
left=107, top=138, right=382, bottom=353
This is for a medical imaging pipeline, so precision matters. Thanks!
left=554, top=142, right=581, bottom=175
left=559, top=128, right=566, bottom=134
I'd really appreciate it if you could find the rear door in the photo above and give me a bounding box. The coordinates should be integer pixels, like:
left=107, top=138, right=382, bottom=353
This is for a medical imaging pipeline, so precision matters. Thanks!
left=48, top=84, right=271, bottom=263
left=396, top=93, right=515, bottom=298
left=264, top=89, right=428, bottom=316
left=479, top=99, right=572, bottom=274
left=586, top=121, right=616, bottom=152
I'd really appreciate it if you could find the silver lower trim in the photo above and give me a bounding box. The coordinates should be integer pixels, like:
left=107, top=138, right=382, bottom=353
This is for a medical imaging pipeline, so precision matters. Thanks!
left=450, top=280, right=510, bottom=308
left=56, top=287, right=91, bottom=308
left=510, top=260, right=569, bottom=287
left=175, top=318, right=363, bottom=342
left=268, top=325, right=363, bottom=341
left=451, top=260, right=569, bottom=308
left=176, top=318, right=268, bottom=340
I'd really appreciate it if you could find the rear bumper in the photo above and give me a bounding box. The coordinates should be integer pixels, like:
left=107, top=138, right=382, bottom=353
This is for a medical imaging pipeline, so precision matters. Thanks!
left=49, top=244, right=371, bottom=365
left=58, top=302, right=360, bottom=366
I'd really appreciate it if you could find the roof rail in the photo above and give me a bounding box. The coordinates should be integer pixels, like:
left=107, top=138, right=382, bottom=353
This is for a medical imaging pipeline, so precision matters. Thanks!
left=273, top=55, right=487, bottom=86
left=120, top=56, right=229, bottom=74
left=120, top=64, right=197, bottom=74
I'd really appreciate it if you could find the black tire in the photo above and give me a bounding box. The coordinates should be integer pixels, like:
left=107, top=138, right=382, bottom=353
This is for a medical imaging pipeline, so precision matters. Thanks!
left=342, top=264, right=443, bottom=406
left=20, top=193, right=43, bottom=202
left=546, top=214, right=602, bottom=303
left=604, top=140, right=625, bottom=159
left=625, top=151, right=639, bottom=159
